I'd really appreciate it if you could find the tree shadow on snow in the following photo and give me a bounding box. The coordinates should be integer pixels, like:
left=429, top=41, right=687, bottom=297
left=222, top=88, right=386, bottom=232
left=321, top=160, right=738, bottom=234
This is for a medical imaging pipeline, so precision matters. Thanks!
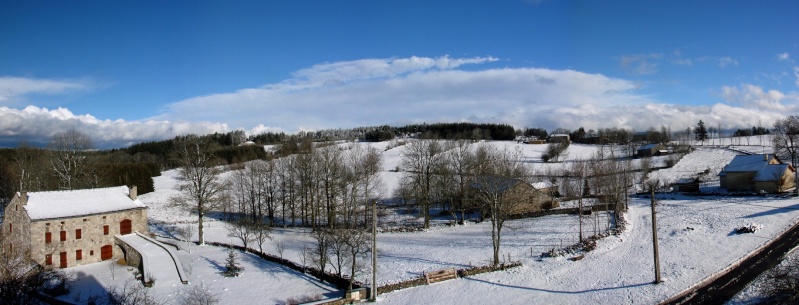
left=380, top=254, right=472, bottom=269
left=742, top=203, right=799, bottom=219
left=463, top=277, right=651, bottom=294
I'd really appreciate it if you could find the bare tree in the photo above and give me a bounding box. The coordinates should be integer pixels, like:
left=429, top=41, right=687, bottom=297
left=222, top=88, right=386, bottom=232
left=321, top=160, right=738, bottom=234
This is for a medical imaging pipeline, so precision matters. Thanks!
left=470, top=143, right=529, bottom=266
left=170, top=135, right=225, bottom=245
left=176, top=282, right=219, bottom=305
left=104, top=280, right=163, bottom=305
left=342, top=229, right=370, bottom=290
left=566, top=160, right=589, bottom=242
left=227, top=218, right=256, bottom=250
left=400, top=139, right=445, bottom=228
left=48, top=129, right=94, bottom=190
left=175, top=224, right=195, bottom=253
left=773, top=115, right=799, bottom=196
left=0, top=233, right=67, bottom=305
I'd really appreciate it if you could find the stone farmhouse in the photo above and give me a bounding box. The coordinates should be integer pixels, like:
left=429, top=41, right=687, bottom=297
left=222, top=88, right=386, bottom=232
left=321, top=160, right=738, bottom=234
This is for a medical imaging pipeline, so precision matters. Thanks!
left=2, top=186, right=147, bottom=269
left=719, top=154, right=796, bottom=193
left=470, top=177, right=559, bottom=214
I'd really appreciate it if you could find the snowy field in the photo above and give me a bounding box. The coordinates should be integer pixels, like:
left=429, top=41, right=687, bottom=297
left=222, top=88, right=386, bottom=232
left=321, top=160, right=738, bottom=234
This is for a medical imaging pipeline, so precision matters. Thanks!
left=59, top=138, right=799, bottom=304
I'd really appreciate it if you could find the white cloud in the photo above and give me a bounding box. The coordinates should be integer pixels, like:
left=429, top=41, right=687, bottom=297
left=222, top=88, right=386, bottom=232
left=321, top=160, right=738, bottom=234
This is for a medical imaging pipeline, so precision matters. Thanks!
left=720, top=84, right=799, bottom=112
left=777, top=52, right=791, bottom=61
left=0, top=106, right=229, bottom=148
left=718, top=57, right=739, bottom=68
left=1, top=56, right=794, bottom=148
left=0, top=77, right=94, bottom=104
left=619, top=54, right=663, bottom=75
left=794, top=67, right=799, bottom=87
left=674, top=58, right=693, bottom=66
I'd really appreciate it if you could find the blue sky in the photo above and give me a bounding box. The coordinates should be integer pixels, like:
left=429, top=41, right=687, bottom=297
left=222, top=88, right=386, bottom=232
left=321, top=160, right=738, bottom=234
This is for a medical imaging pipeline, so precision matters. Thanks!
left=1, top=0, right=798, bottom=148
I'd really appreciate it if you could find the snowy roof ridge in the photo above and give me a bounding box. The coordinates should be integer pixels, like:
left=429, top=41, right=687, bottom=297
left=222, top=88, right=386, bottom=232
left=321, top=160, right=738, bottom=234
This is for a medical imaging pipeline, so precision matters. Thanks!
left=721, top=154, right=775, bottom=173
left=23, top=186, right=146, bottom=221
left=753, top=164, right=791, bottom=182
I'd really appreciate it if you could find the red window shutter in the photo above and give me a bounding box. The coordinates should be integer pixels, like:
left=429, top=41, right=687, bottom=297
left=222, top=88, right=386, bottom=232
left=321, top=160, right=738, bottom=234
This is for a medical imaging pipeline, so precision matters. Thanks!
left=45, top=254, right=52, bottom=265
left=103, top=225, right=109, bottom=235
left=45, top=232, right=52, bottom=243
left=76, top=250, right=82, bottom=260
left=119, top=219, right=132, bottom=235
left=60, top=231, right=66, bottom=241
left=75, top=229, right=82, bottom=240
left=59, top=252, right=67, bottom=268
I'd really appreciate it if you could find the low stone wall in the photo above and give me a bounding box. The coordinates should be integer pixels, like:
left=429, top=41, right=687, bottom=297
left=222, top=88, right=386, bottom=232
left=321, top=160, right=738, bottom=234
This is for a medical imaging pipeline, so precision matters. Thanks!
left=114, top=236, right=144, bottom=276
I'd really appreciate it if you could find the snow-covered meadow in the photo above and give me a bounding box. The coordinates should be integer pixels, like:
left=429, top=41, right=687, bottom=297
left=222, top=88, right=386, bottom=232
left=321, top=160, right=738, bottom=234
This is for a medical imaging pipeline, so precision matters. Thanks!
left=59, top=138, right=799, bottom=304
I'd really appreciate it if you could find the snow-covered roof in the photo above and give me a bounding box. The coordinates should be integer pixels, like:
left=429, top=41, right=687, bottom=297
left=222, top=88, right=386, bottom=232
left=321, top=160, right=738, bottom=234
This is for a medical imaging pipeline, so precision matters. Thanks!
left=722, top=154, right=775, bottom=173
left=21, top=186, right=146, bottom=221
left=532, top=181, right=556, bottom=189
left=753, top=164, right=791, bottom=182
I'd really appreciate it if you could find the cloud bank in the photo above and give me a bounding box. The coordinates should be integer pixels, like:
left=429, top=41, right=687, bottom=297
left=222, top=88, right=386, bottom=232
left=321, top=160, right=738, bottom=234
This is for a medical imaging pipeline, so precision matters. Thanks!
left=1, top=55, right=796, bottom=148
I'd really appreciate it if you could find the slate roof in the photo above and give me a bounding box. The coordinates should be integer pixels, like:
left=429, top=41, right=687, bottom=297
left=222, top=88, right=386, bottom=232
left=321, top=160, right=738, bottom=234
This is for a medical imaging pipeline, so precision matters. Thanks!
left=753, top=164, right=791, bottom=182
left=721, top=154, right=775, bottom=173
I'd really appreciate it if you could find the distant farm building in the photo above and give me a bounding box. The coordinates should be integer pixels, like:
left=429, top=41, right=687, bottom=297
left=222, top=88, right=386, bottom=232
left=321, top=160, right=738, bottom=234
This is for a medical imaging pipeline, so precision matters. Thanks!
left=637, top=144, right=664, bottom=157
left=547, top=134, right=570, bottom=144
left=2, top=186, right=148, bottom=269
left=674, top=178, right=701, bottom=193
left=719, top=154, right=796, bottom=193
left=470, top=177, right=559, bottom=214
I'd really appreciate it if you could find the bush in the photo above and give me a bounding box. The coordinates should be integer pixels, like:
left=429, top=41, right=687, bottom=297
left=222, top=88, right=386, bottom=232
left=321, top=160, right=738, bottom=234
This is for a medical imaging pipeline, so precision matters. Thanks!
left=759, top=258, right=799, bottom=304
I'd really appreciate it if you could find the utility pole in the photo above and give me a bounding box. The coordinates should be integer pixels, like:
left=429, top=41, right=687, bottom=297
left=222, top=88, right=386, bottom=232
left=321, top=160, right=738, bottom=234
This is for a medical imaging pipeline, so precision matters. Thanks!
left=650, top=182, right=662, bottom=284
left=370, top=200, right=378, bottom=301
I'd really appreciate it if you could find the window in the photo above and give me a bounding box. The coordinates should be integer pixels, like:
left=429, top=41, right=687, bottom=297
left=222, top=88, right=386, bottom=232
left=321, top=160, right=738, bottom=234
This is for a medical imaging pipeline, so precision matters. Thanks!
left=90, top=250, right=94, bottom=256
left=45, top=254, right=52, bottom=265
left=45, top=232, right=52, bottom=243
left=59, top=252, right=67, bottom=268
left=60, top=231, right=66, bottom=241
left=76, top=250, right=82, bottom=260
left=75, top=229, right=82, bottom=240
left=120, top=219, right=132, bottom=235
left=103, top=225, right=109, bottom=235
left=8, top=223, right=11, bottom=231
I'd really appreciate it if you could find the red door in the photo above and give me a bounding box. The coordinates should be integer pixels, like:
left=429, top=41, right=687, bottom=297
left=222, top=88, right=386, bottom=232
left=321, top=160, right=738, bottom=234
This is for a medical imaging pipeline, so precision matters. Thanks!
left=101, top=245, right=113, bottom=261
left=59, top=252, right=67, bottom=268
left=120, top=219, right=132, bottom=235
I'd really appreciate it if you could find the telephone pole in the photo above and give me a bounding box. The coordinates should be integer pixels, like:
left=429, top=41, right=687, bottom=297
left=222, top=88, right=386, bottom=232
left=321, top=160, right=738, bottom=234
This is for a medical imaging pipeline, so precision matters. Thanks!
left=650, top=182, right=662, bottom=284
left=370, top=200, right=378, bottom=301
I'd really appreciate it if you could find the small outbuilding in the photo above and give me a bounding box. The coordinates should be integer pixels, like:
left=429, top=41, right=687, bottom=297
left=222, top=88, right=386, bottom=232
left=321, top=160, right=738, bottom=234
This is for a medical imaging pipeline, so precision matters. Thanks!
left=637, top=143, right=664, bottom=157
left=674, top=178, right=701, bottom=193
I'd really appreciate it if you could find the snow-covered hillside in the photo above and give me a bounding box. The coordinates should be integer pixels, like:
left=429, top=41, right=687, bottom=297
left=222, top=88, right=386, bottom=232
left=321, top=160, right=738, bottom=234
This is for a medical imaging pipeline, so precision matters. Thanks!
left=60, top=140, right=799, bottom=304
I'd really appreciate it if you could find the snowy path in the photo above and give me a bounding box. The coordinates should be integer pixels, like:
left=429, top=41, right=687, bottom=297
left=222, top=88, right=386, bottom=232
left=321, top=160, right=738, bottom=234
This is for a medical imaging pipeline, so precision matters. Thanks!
left=116, top=234, right=184, bottom=286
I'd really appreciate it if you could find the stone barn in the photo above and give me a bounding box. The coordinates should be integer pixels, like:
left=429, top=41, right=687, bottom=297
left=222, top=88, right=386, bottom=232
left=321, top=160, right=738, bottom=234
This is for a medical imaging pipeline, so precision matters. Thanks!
left=2, top=186, right=148, bottom=269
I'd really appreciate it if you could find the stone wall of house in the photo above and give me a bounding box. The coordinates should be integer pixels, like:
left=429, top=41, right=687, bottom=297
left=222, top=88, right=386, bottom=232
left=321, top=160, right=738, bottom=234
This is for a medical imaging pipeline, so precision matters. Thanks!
left=29, top=208, right=148, bottom=269
left=1, top=193, right=33, bottom=256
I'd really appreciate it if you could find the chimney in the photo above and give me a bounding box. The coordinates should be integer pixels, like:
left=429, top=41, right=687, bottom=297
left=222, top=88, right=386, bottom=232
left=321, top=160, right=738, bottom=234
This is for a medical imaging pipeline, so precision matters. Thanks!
left=19, top=191, right=27, bottom=205
left=129, top=186, right=137, bottom=201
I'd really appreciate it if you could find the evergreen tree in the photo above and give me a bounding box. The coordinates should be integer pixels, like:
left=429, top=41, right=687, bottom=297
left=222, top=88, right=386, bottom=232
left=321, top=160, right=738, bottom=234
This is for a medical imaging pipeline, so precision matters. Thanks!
left=222, top=249, right=243, bottom=277
left=695, top=120, right=709, bottom=142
